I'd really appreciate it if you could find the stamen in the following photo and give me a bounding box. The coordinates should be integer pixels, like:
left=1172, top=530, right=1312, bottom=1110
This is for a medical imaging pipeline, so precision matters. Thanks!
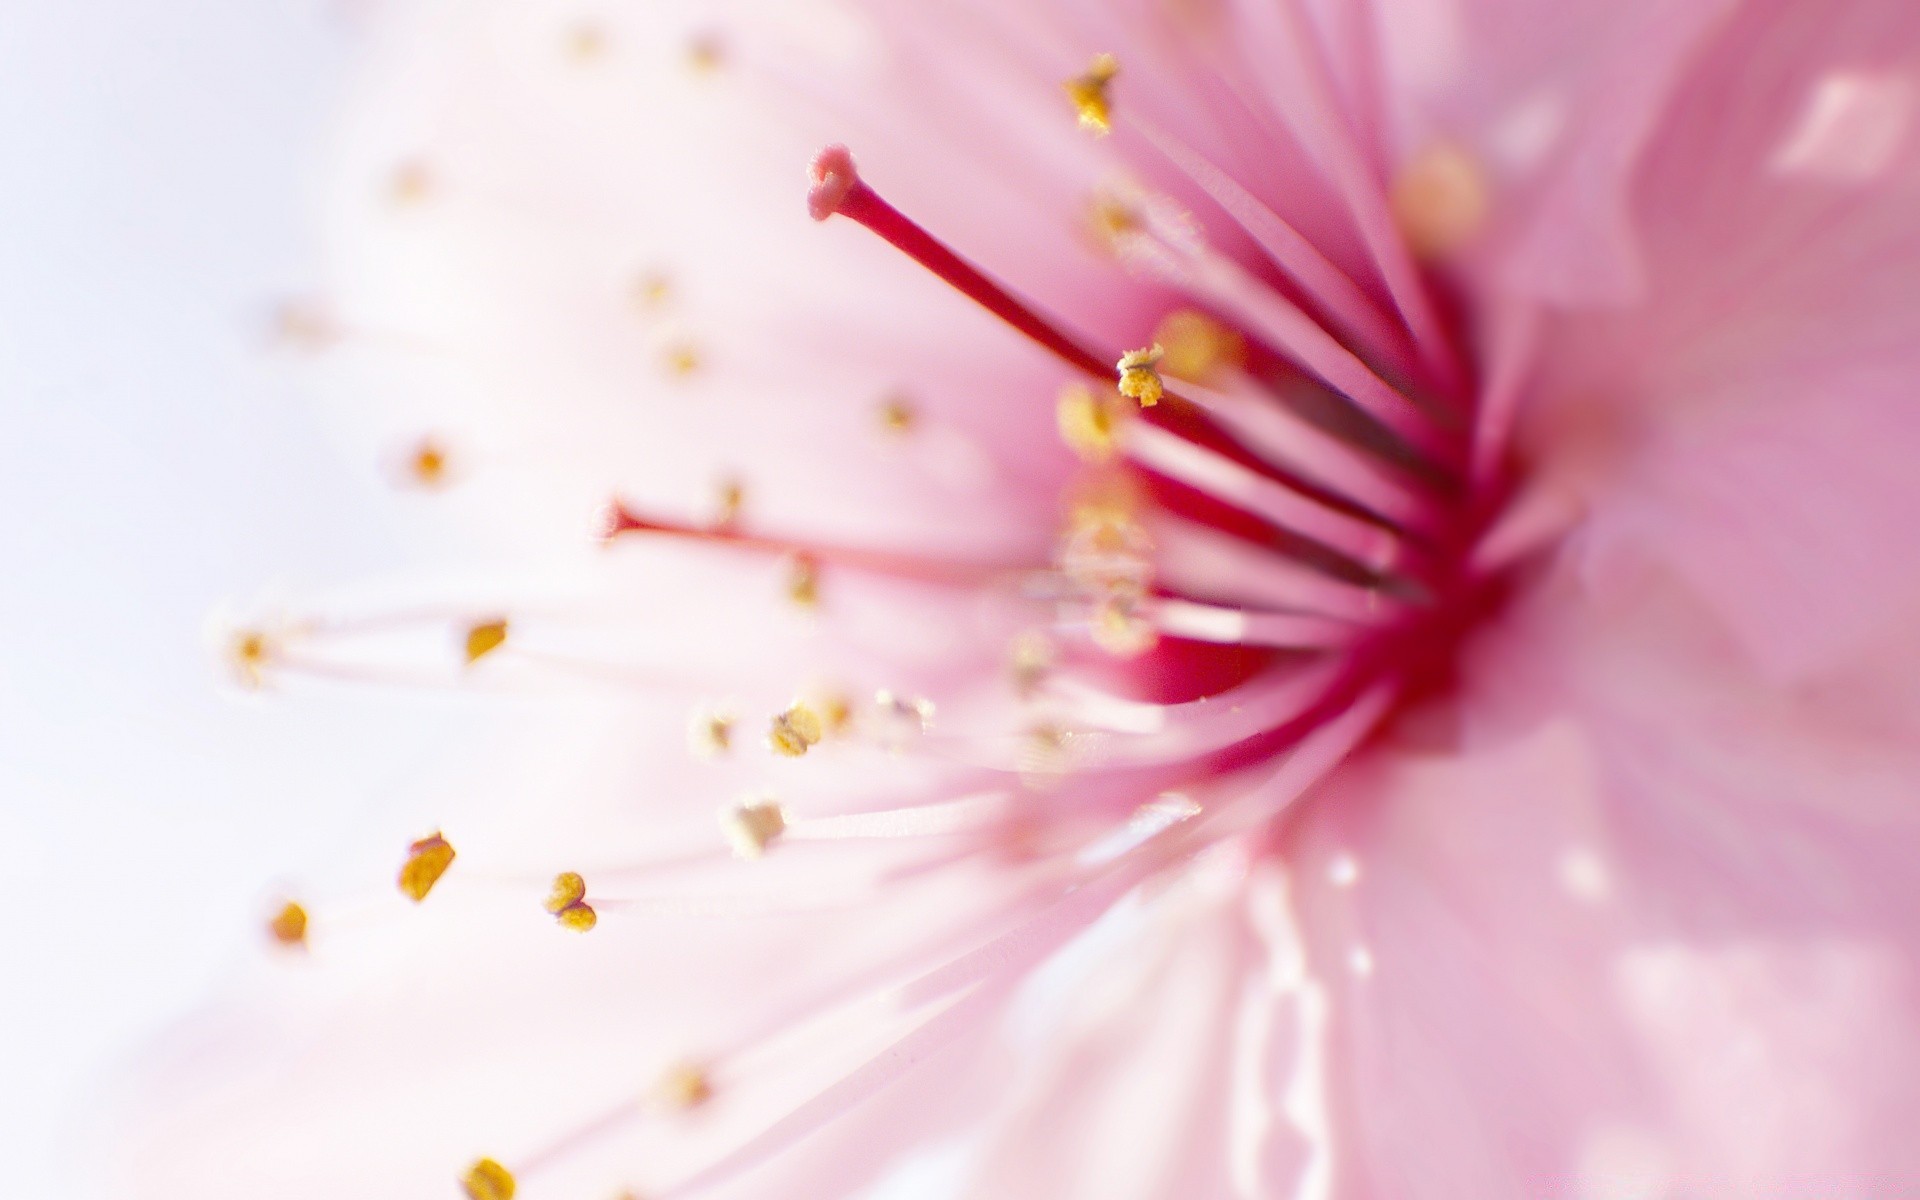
left=401, top=437, right=452, bottom=489
left=711, top=477, right=746, bottom=531
left=225, top=627, right=279, bottom=690
left=266, top=900, right=308, bottom=948
left=1063, top=53, right=1120, bottom=135
left=689, top=708, right=736, bottom=758
left=1055, top=384, right=1130, bottom=463
left=398, top=832, right=456, bottom=902
left=460, top=1158, right=515, bottom=1200
left=722, top=799, right=787, bottom=859
left=784, top=553, right=820, bottom=609
left=463, top=618, right=509, bottom=665
left=1115, top=344, right=1167, bottom=407
left=876, top=394, right=917, bottom=436
left=655, top=1062, right=715, bottom=1111
left=1153, top=309, right=1245, bottom=383
left=768, top=702, right=826, bottom=757
left=544, top=872, right=597, bottom=932
left=807, top=147, right=1112, bottom=380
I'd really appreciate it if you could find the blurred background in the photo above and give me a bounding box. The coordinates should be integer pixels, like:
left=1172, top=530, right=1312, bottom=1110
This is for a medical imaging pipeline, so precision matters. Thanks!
left=0, top=3, right=468, bottom=1193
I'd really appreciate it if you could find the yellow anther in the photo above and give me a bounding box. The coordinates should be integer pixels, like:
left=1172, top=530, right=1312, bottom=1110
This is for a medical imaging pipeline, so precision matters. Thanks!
left=1090, top=596, right=1159, bottom=657
left=1084, top=192, right=1144, bottom=255
left=544, top=872, right=587, bottom=913
left=1152, top=309, right=1244, bottom=382
left=662, top=338, right=702, bottom=377
left=405, top=437, right=451, bottom=488
left=689, top=709, right=735, bottom=758
left=722, top=799, right=786, bottom=859
left=461, top=1158, right=516, bottom=1200
left=632, top=271, right=672, bottom=310
left=712, top=477, right=745, bottom=530
left=1390, top=141, right=1488, bottom=260
left=785, top=554, right=820, bottom=609
left=1055, top=383, right=1130, bottom=463
left=555, top=901, right=598, bottom=931
left=1009, top=630, right=1056, bottom=696
left=398, top=832, right=456, bottom=903
left=1116, top=344, right=1167, bottom=407
left=267, top=901, right=308, bottom=948
left=566, top=22, right=607, bottom=61
left=656, top=1062, right=714, bottom=1111
left=227, top=627, right=277, bottom=690
left=768, top=702, right=825, bottom=757
left=877, top=395, right=918, bottom=436
left=464, top=618, right=509, bottom=665
left=1064, top=53, right=1120, bottom=136
left=686, top=31, right=727, bottom=73
left=388, top=160, right=434, bottom=207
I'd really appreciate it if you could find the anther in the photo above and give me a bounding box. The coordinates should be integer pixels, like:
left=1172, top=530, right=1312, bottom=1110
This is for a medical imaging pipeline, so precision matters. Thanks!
left=1390, top=142, right=1488, bottom=260
left=1064, top=53, right=1120, bottom=135
left=1055, top=384, right=1130, bottom=463
left=1152, top=309, right=1244, bottom=382
left=267, top=901, right=308, bottom=948
left=661, top=337, right=702, bottom=377
left=689, top=708, right=736, bottom=758
left=784, top=554, right=820, bottom=608
left=877, top=394, right=917, bottom=436
left=544, top=871, right=597, bottom=932
left=722, top=799, right=786, bottom=859
left=768, top=702, right=825, bottom=757
left=461, top=1158, right=516, bottom=1200
left=226, top=627, right=278, bottom=690
left=655, top=1062, right=714, bottom=1111
left=464, top=618, right=509, bottom=665
left=403, top=437, right=451, bottom=488
left=398, top=832, right=456, bottom=903
left=1116, top=344, right=1166, bottom=407
left=712, top=477, right=745, bottom=531
left=632, top=270, right=672, bottom=310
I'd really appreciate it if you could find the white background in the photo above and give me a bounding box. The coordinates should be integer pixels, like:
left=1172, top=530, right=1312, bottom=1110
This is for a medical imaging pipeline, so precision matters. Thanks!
left=0, top=3, right=453, bottom=1193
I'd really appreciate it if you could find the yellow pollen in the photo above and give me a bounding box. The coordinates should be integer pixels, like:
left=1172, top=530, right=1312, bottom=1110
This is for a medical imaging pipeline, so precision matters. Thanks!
left=662, top=338, right=702, bottom=377
left=722, top=799, right=786, bottom=859
left=267, top=901, right=308, bottom=947
left=686, top=31, right=726, bottom=73
left=544, top=871, right=587, bottom=913
left=1152, top=309, right=1244, bottom=382
left=1116, top=344, right=1166, bottom=407
left=785, top=554, right=820, bottom=609
left=712, top=477, right=745, bottom=530
left=632, top=271, right=672, bottom=310
left=1390, top=141, right=1489, bottom=260
left=1055, top=384, right=1130, bottom=463
left=877, top=395, right=917, bottom=436
left=1009, top=630, right=1056, bottom=695
left=689, top=709, right=735, bottom=758
left=767, top=702, right=825, bottom=757
left=406, top=438, right=451, bottom=488
left=555, top=901, right=598, bottom=932
left=656, top=1062, right=714, bottom=1111
left=398, top=832, right=456, bottom=903
left=1084, top=193, right=1144, bottom=255
left=461, top=1158, right=516, bottom=1200
left=1064, top=53, right=1120, bottom=135
left=227, top=628, right=277, bottom=690
left=464, top=618, right=509, bottom=665
left=1090, top=596, right=1159, bottom=657
left=388, top=160, right=434, bottom=207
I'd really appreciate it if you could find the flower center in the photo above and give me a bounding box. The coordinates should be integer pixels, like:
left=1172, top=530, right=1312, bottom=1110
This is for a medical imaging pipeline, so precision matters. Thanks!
left=807, top=144, right=1513, bottom=753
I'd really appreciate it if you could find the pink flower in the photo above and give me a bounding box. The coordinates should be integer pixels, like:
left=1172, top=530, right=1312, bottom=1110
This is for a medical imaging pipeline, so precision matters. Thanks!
left=117, top=1, right=1920, bottom=1197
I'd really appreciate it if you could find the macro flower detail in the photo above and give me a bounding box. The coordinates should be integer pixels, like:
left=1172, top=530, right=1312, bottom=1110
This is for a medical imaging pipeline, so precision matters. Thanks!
left=117, top=2, right=1920, bottom=1199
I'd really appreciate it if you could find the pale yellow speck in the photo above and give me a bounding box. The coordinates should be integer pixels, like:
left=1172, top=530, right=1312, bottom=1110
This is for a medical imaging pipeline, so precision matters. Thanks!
left=461, top=1158, right=515, bottom=1200
left=388, top=160, right=434, bottom=207
left=1009, top=630, right=1056, bottom=696
left=1390, top=141, right=1489, bottom=260
left=686, top=31, right=726, bottom=73
left=712, top=477, right=745, bottom=530
left=722, top=800, right=786, bottom=858
left=662, top=338, right=702, bottom=377
left=1116, top=343, right=1166, bottom=407
left=227, top=627, right=277, bottom=690
left=464, top=618, right=509, bottom=665
left=656, top=1062, right=714, bottom=1111
left=785, top=554, right=820, bottom=609
left=398, top=832, right=455, bottom=903
left=877, top=395, right=917, bottom=436
left=405, top=438, right=451, bottom=488
left=632, top=271, right=672, bottom=310
left=1152, top=309, right=1244, bottom=382
left=1090, top=597, right=1158, bottom=657
left=566, top=23, right=607, bottom=62
left=1064, top=53, right=1120, bottom=135
left=689, top=709, right=735, bottom=758
left=1055, top=384, right=1130, bottom=463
